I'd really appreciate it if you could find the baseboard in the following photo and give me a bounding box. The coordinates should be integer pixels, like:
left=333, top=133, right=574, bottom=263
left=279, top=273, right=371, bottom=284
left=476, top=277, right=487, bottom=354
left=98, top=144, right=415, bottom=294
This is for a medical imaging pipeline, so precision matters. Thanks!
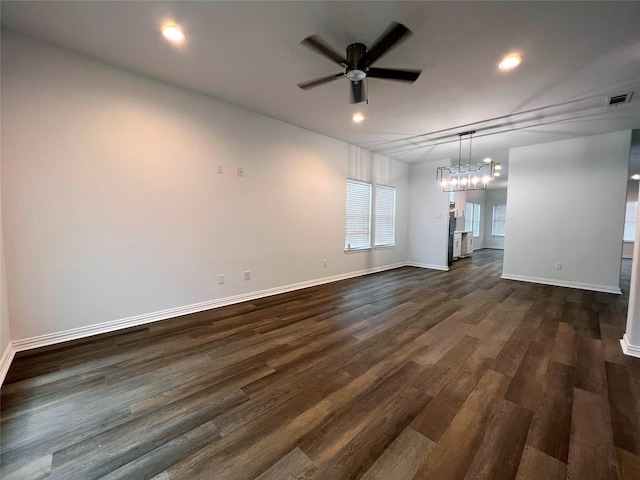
left=9, top=262, right=408, bottom=354
left=500, top=273, right=622, bottom=295
left=620, top=334, right=640, bottom=358
left=406, top=262, right=449, bottom=271
left=0, top=343, right=16, bottom=386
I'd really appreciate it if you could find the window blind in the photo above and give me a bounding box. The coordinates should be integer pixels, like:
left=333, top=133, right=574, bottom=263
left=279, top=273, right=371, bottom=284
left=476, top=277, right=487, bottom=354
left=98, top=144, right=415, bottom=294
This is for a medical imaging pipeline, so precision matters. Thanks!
left=345, top=179, right=372, bottom=250
left=624, top=201, right=637, bottom=242
left=492, top=204, right=507, bottom=236
left=375, top=185, right=396, bottom=246
left=465, top=202, right=481, bottom=236
left=472, top=203, right=481, bottom=237
left=465, top=203, right=474, bottom=232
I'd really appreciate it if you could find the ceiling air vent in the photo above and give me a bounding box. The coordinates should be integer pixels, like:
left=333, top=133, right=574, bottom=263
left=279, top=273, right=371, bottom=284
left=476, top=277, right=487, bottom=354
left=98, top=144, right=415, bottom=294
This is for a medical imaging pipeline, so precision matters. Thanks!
left=607, top=92, right=633, bottom=107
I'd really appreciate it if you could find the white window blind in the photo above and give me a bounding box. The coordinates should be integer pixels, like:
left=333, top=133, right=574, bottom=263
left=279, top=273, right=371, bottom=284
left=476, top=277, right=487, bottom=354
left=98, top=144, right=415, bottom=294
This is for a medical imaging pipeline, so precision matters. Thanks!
left=624, top=201, right=637, bottom=242
left=492, top=204, right=507, bottom=236
left=375, top=185, right=396, bottom=246
left=465, top=202, right=481, bottom=237
left=472, top=203, right=481, bottom=237
left=345, top=179, right=372, bottom=250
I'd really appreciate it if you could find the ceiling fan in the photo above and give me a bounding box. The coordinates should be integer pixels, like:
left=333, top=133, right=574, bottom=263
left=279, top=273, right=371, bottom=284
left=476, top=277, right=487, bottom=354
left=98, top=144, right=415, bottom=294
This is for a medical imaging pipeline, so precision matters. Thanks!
left=298, top=22, right=421, bottom=104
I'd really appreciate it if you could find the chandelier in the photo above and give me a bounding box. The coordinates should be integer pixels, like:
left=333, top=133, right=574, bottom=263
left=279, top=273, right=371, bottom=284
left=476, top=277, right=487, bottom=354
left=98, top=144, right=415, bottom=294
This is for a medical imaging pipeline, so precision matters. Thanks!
left=436, top=131, right=496, bottom=192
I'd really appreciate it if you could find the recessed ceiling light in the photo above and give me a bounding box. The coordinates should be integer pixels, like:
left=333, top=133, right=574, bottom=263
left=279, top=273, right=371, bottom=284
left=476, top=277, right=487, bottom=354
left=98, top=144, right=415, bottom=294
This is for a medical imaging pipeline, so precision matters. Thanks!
left=495, top=164, right=502, bottom=170
left=631, top=174, right=640, bottom=180
left=494, top=172, right=501, bottom=177
left=162, top=25, right=185, bottom=43
left=352, top=113, right=364, bottom=123
left=483, top=157, right=492, bottom=163
left=498, top=54, right=523, bottom=71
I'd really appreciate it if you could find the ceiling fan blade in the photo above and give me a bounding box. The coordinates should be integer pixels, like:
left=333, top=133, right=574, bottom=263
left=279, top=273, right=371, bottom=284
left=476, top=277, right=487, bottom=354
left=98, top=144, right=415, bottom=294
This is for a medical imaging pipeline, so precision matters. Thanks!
left=298, top=73, right=345, bottom=90
left=361, top=22, right=412, bottom=67
left=301, top=35, right=348, bottom=67
left=367, top=67, right=421, bottom=82
left=351, top=80, right=365, bottom=104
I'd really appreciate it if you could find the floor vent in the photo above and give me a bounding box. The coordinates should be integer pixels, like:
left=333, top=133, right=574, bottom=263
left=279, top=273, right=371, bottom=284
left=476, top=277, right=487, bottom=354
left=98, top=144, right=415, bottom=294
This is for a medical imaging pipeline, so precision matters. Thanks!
left=607, top=92, right=633, bottom=106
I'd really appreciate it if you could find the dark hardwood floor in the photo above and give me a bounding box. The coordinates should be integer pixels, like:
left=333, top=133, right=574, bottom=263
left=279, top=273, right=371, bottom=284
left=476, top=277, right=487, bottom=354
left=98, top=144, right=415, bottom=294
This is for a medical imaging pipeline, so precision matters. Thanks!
left=1, top=249, right=639, bottom=479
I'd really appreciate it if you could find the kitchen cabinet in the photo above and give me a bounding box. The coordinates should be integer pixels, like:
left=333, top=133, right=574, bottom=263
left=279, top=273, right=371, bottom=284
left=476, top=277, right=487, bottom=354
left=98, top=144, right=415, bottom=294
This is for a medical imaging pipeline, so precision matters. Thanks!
left=453, top=231, right=474, bottom=260
left=461, top=232, right=474, bottom=257
left=454, top=191, right=467, bottom=217
left=453, top=233, right=462, bottom=258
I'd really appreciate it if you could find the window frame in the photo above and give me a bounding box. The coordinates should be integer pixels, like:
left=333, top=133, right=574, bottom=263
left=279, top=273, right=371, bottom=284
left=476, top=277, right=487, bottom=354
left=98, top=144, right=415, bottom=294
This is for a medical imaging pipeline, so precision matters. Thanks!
left=345, top=178, right=373, bottom=251
left=624, top=200, right=637, bottom=242
left=374, top=184, right=396, bottom=248
left=492, top=204, right=507, bottom=237
left=465, top=202, right=481, bottom=237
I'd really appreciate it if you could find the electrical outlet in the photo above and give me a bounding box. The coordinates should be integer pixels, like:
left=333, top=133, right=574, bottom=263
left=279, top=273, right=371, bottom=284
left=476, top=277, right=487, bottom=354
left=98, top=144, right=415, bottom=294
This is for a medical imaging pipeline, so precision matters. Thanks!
left=217, top=164, right=223, bottom=174
left=237, top=167, right=244, bottom=177
left=555, top=263, right=562, bottom=270
left=218, top=274, right=224, bottom=284
left=323, top=260, right=327, bottom=268
left=244, top=271, right=251, bottom=280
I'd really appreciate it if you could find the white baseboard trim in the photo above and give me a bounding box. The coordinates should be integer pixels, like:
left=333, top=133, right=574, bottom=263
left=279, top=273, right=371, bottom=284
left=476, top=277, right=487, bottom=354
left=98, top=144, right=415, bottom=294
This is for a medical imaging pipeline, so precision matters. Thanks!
left=0, top=343, right=17, bottom=386
left=500, top=273, right=622, bottom=295
left=406, top=262, right=449, bottom=271
left=620, top=334, right=640, bottom=358
left=8, top=262, right=409, bottom=356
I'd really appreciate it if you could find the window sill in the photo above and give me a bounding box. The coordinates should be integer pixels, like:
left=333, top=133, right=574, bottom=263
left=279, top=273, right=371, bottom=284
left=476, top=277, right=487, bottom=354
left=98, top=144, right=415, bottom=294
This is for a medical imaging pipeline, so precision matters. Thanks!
left=344, top=247, right=372, bottom=253
left=374, top=244, right=396, bottom=249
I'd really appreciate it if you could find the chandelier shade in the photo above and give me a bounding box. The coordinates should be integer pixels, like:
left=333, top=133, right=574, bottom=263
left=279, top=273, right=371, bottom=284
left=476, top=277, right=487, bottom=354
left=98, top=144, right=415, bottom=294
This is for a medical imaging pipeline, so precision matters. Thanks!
left=436, top=131, right=496, bottom=192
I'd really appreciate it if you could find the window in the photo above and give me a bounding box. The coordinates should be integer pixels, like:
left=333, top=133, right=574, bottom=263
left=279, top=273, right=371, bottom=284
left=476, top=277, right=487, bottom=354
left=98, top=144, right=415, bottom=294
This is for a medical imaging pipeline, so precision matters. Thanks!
left=465, top=202, right=481, bottom=237
left=375, top=185, right=396, bottom=246
left=624, top=201, right=637, bottom=242
left=492, top=204, right=507, bottom=236
left=345, top=179, right=372, bottom=250
left=345, top=180, right=397, bottom=250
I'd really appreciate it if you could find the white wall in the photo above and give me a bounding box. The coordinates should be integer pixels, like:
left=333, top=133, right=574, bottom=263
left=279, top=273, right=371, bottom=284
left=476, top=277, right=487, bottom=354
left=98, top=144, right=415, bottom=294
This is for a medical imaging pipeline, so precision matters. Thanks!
left=407, top=160, right=450, bottom=270
left=503, top=131, right=631, bottom=293
left=483, top=188, right=508, bottom=250
left=624, top=178, right=640, bottom=356
left=0, top=155, right=11, bottom=366
left=1, top=31, right=409, bottom=342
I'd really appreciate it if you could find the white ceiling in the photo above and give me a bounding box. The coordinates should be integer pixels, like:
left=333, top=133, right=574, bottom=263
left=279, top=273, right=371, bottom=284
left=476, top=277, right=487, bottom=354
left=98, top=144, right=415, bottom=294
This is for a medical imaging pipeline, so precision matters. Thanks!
left=2, top=1, right=640, bottom=186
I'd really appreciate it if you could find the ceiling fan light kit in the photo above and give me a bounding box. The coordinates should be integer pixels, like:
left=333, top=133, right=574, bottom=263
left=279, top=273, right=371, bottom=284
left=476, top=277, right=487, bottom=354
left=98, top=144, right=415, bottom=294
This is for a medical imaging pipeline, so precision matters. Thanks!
left=298, top=22, right=421, bottom=104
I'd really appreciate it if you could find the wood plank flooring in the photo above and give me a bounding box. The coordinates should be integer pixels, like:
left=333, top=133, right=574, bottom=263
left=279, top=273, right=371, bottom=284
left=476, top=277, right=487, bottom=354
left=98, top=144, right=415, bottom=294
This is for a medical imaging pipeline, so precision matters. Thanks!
left=1, top=249, right=639, bottom=479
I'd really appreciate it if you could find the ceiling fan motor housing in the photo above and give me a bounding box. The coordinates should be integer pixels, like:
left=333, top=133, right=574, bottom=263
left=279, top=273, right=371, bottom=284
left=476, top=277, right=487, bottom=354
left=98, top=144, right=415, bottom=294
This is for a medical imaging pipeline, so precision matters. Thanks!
left=347, top=43, right=367, bottom=65
left=346, top=43, right=367, bottom=81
